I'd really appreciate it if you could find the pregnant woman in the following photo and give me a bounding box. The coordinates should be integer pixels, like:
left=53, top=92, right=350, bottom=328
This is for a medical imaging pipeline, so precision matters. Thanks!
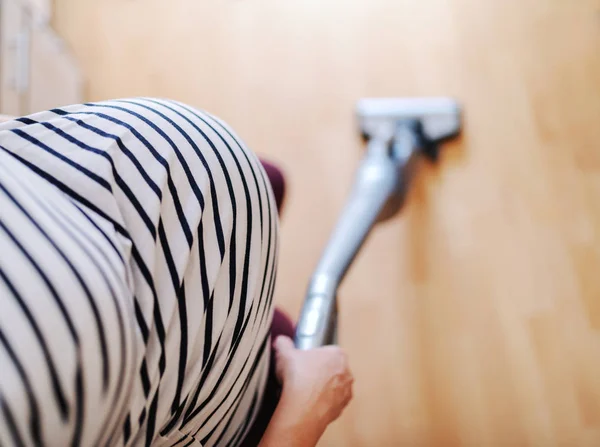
left=0, top=99, right=352, bottom=446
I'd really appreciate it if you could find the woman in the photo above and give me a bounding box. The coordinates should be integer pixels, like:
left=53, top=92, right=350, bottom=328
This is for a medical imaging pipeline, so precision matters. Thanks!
left=0, top=99, right=353, bottom=446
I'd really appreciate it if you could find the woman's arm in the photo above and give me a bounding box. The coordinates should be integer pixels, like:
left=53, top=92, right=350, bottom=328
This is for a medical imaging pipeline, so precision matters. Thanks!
left=258, top=336, right=354, bottom=447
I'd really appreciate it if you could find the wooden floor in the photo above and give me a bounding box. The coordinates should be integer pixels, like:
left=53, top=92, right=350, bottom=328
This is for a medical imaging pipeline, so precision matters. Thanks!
left=53, top=0, right=600, bottom=445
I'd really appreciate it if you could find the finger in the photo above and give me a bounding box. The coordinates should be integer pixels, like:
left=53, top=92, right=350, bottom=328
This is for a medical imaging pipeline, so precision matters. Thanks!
left=344, top=372, right=354, bottom=385
left=274, top=335, right=295, bottom=356
left=275, top=362, right=287, bottom=385
left=343, top=393, right=352, bottom=408
left=342, top=387, right=353, bottom=406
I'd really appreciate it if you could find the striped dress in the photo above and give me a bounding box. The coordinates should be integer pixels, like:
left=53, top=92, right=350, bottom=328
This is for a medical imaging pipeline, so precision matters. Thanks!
left=0, top=99, right=279, bottom=446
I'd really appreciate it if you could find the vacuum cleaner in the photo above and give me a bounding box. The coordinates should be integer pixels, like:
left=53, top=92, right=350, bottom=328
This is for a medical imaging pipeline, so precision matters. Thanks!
left=294, top=97, right=462, bottom=350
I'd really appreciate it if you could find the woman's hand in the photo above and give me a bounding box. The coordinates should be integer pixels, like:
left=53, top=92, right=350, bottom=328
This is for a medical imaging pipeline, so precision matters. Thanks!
left=274, top=336, right=354, bottom=427
left=258, top=336, right=353, bottom=447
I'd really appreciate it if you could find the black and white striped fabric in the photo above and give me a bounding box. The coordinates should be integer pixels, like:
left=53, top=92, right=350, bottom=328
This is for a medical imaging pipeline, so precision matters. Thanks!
left=0, top=98, right=279, bottom=446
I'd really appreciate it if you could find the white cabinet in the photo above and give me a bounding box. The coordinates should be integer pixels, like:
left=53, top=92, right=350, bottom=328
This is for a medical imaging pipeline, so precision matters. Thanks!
left=0, top=0, right=82, bottom=116
left=0, top=0, right=26, bottom=115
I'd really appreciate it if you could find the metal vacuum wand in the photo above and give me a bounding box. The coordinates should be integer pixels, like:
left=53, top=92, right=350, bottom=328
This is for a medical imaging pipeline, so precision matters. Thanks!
left=294, top=97, right=462, bottom=350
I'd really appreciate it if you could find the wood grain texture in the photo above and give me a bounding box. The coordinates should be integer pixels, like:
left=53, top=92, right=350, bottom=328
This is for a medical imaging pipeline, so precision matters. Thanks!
left=52, top=0, right=600, bottom=445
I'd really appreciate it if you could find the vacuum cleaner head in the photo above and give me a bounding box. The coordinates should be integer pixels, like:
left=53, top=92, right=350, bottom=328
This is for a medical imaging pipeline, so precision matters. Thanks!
left=357, top=97, right=462, bottom=145
left=295, top=96, right=463, bottom=349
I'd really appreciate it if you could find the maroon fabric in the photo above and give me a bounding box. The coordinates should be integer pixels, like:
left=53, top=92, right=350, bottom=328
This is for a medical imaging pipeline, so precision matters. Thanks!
left=239, top=160, right=290, bottom=446
left=239, top=309, right=295, bottom=447
left=259, top=159, right=286, bottom=214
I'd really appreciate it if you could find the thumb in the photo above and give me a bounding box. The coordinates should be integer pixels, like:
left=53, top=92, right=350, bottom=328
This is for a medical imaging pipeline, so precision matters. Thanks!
left=274, top=335, right=295, bottom=357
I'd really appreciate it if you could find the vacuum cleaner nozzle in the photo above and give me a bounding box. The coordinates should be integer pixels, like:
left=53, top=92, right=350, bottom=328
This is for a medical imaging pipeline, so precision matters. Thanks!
left=357, top=97, right=462, bottom=145
left=295, top=96, right=463, bottom=350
